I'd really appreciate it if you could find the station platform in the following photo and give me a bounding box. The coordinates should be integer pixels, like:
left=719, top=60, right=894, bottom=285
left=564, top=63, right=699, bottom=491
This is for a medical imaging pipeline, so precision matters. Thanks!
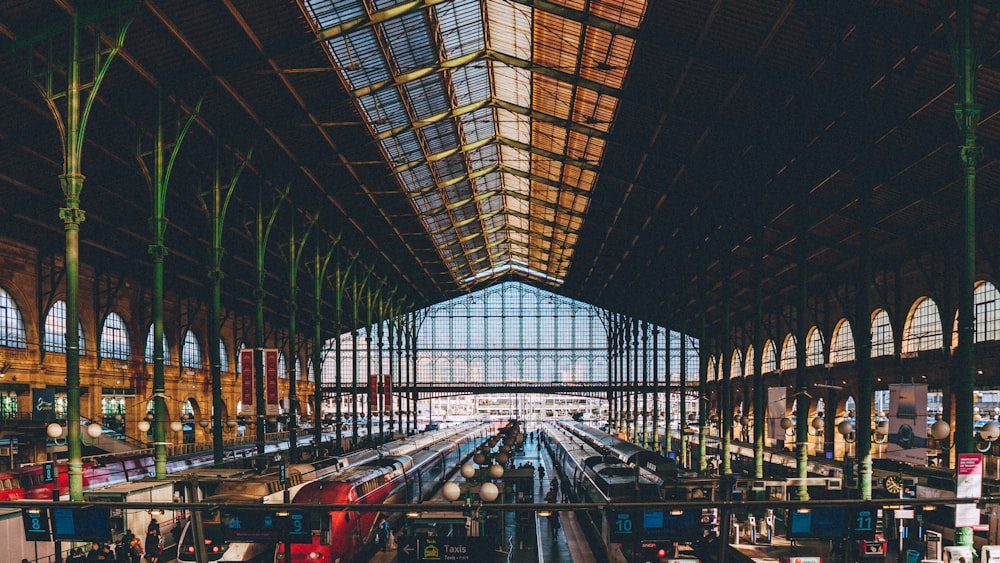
left=367, top=429, right=596, bottom=563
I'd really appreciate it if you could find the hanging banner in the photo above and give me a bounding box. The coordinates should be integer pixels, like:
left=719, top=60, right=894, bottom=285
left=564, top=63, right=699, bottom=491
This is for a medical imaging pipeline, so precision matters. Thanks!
left=265, top=349, right=279, bottom=416
left=767, top=387, right=789, bottom=442
left=887, top=383, right=927, bottom=464
left=383, top=374, right=392, bottom=413
left=369, top=374, right=379, bottom=411
left=239, top=349, right=254, bottom=416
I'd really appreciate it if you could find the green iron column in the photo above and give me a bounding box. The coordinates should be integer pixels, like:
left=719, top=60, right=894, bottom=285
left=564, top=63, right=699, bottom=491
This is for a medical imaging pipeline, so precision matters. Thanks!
left=311, top=242, right=336, bottom=452
left=721, top=300, right=732, bottom=476
left=698, top=317, right=708, bottom=476
left=953, top=0, right=981, bottom=548
left=856, top=184, right=874, bottom=500
left=31, top=4, right=134, bottom=501
left=285, top=217, right=314, bottom=464
left=680, top=327, right=688, bottom=469
left=203, top=142, right=249, bottom=463
left=795, top=237, right=810, bottom=501
left=142, top=94, right=201, bottom=477
left=652, top=324, right=661, bottom=453
left=753, top=238, right=766, bottom=484
left=641, top=321, right=649, bottom=448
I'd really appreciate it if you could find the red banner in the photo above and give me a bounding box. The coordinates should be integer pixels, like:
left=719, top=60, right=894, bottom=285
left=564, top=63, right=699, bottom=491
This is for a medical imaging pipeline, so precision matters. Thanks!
left=264, top=349, right=279, bottom=416
left=368, top=374, right=379, bottom=411
left=239, top=349, right=254, bottom=415
left=383, top=374, right=392, bottom=412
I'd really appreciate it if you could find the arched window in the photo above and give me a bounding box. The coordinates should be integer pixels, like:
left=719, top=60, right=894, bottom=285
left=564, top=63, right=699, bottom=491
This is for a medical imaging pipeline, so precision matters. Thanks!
left=830, top=320, right=855, bottom=363
left=745, top=345, right=755, bottom=376
left=707, top=356, right=717, bottom=381
left=181, top=330, right=202, bottom=369
left=975, top=281, right=1000, bottom=342
left=44, top=300, right=86, bottom=355
left=780, top=335, right=797, bottom=371
left=731, top=350, right=743, bottom=378
left=278, top=352, right=287, bottom=380
left=218, top=338, right=230, bottom=372
left=762, top=340, right=777, bottom=373
left=805, top=327, right=824, bottom=367
left=100, top=313, right=129, bottom=360
left=872, top=310, right=894, bottom=357
left=0, top=288, right=27, bottom=348
left=144, top=325, right=171, bottom=365
left=902, top=297, right=942, bottom=353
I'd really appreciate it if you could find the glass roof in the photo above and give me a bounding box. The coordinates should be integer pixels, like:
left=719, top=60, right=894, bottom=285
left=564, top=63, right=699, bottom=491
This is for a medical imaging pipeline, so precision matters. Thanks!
left=303, top=0, right=647, bottom=288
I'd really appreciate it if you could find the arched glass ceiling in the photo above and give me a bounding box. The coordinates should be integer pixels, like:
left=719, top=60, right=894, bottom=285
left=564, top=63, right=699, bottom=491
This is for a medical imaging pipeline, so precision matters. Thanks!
left=303, top=0, right=647, bottom=287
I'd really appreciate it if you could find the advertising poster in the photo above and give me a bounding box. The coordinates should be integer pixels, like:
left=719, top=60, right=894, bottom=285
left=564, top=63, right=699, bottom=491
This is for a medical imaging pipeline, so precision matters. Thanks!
left=264, top=349, right=279, bottom=416
left=383, top=374, right=392, bottom=412
left=887, top=383, right=927, bottom=464
left=32, top=387, right=56, bottom=421
left=767, top=387, right=789, bottom=442
left=239, top=349, right=254, bottom=415
left=369, top=374, right=380, bottom=411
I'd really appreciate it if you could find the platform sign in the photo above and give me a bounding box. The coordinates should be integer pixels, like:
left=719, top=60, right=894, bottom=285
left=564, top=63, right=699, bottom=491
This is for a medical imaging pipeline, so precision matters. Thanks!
left=283, top=512, right=310, bottom=543
left=43, top=461, right=55, bottom=484
left=51, top=507, right=111, bottom=542
left=610, top=511, right=636, bottom=541
left=849, top=508, right=877, bottom=540
left=22, top=508, right=51, bottom=542
left=397, top=537, right=491, bottom=562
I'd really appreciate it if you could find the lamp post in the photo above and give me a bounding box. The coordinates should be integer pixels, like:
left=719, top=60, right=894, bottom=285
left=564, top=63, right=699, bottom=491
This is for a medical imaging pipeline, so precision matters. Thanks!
left=978, top=421, right=1000, bottom=477
left=809, top=414, right=824, bottom=455
left=930, top=416, right=951, bottom=467
left=838, top=419, right=856, bottom=488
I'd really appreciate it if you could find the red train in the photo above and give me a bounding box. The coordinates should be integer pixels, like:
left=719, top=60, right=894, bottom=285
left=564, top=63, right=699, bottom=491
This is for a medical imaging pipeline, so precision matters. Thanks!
left=0, top=445, right=260, bottom=500
left=279, top=429, right=482, bottom=563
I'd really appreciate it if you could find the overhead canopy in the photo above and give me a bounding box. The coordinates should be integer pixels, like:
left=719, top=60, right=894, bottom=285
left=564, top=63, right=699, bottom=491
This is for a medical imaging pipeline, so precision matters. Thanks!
left=0, top=1, right=996, bottom=332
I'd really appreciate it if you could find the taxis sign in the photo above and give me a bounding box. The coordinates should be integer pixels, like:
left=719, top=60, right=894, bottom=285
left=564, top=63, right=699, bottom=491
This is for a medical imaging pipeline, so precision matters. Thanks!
left=397, top=537, right=491, bottom=562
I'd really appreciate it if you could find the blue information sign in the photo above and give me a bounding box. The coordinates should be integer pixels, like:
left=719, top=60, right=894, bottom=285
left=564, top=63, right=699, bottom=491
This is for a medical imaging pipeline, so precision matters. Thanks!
left=610, top=511, right=636, bottom=541
left=51, top=507, right=111, bottom=542
left=43, top=462, right=55, bottom=484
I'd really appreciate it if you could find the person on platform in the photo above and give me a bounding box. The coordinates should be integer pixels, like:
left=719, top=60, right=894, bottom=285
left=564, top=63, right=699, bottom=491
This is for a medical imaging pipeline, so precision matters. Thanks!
left=85, top=544, right=104, bottom=563
left=144, top=524, right=162, bottom=563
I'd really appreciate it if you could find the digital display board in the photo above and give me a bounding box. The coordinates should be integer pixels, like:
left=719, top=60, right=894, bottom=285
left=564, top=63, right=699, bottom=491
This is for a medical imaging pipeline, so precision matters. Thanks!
left=787, top=507, right=845, bottom=539
left=52, top=507, right=112, bottom=542
left=610, top=510, right=703, bottom=541
left=220, top=509, right=311, bottom=543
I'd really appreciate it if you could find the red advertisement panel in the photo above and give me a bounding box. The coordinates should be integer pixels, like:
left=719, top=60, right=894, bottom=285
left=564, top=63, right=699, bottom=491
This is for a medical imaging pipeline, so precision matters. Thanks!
left=264, top=349, right=279, bottom=416
left=239, top=349, right=254, bottom=415
left=369, top=374, right=379, bottom=411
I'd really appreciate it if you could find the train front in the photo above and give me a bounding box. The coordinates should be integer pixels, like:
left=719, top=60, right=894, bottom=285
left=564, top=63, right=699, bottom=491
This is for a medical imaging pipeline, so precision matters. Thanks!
left=279, top=481, right=360, bottom=563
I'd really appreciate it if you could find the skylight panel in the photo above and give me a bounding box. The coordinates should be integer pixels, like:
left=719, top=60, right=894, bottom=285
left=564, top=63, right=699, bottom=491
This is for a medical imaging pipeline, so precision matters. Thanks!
left=451, top=63, right=491, bottom=106
left=329, top=28, right=390, bottom=90
left=482, top=195, right=504, bottom=214
left=398, top=164, right=434, bottom=193
left=468, top=144, right=499, bottom=171
left=433, top=154, right=467, bottom=183
left=534, top=11, right=583, bottom=73
left=357, top=89, right=406, bottom=133
left=421, top=119, right=461, bottom=154
left=460, top=108, right=495, bottom=144
left=444, top=182, right=473, bottom=206
left=487, top=0, right=532, bottom=60
left=495, top=109, right=529, bottom=146
left=491, top=63, right=531, bottom=107
left=503, top=171, right=529, bottom=196
left=305, top=0, right=365, bottom=30
left=382, top=12, right=437, bottom=73
left=578, top=28, right=634, bottom=89
left=405, top=74, right=452, bottom=120
left=566, top=130, right=605, bottom=163
left=474, top=170, right=502, bottom=194
left=436, top=0, right=485, bottom=58
left=412, top=191, right=444, bottom=214
left=499, top=144, right=530, bottom=172
left=453, top=202, right=479, bottom=222
left=532, top=121, right=567, bottom=155
left=507, top=197, right=529, bottom=216
left=382, top=129, right=423, bottom=168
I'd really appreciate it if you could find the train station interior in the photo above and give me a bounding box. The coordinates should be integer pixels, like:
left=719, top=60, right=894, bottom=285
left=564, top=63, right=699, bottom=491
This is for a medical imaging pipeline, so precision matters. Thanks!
left=2, top=1, right=1000, bottom=563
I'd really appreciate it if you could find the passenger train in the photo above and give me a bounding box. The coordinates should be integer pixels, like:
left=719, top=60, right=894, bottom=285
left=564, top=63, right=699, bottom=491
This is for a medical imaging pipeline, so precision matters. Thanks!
left=279, top=424, right=486, bottom=563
